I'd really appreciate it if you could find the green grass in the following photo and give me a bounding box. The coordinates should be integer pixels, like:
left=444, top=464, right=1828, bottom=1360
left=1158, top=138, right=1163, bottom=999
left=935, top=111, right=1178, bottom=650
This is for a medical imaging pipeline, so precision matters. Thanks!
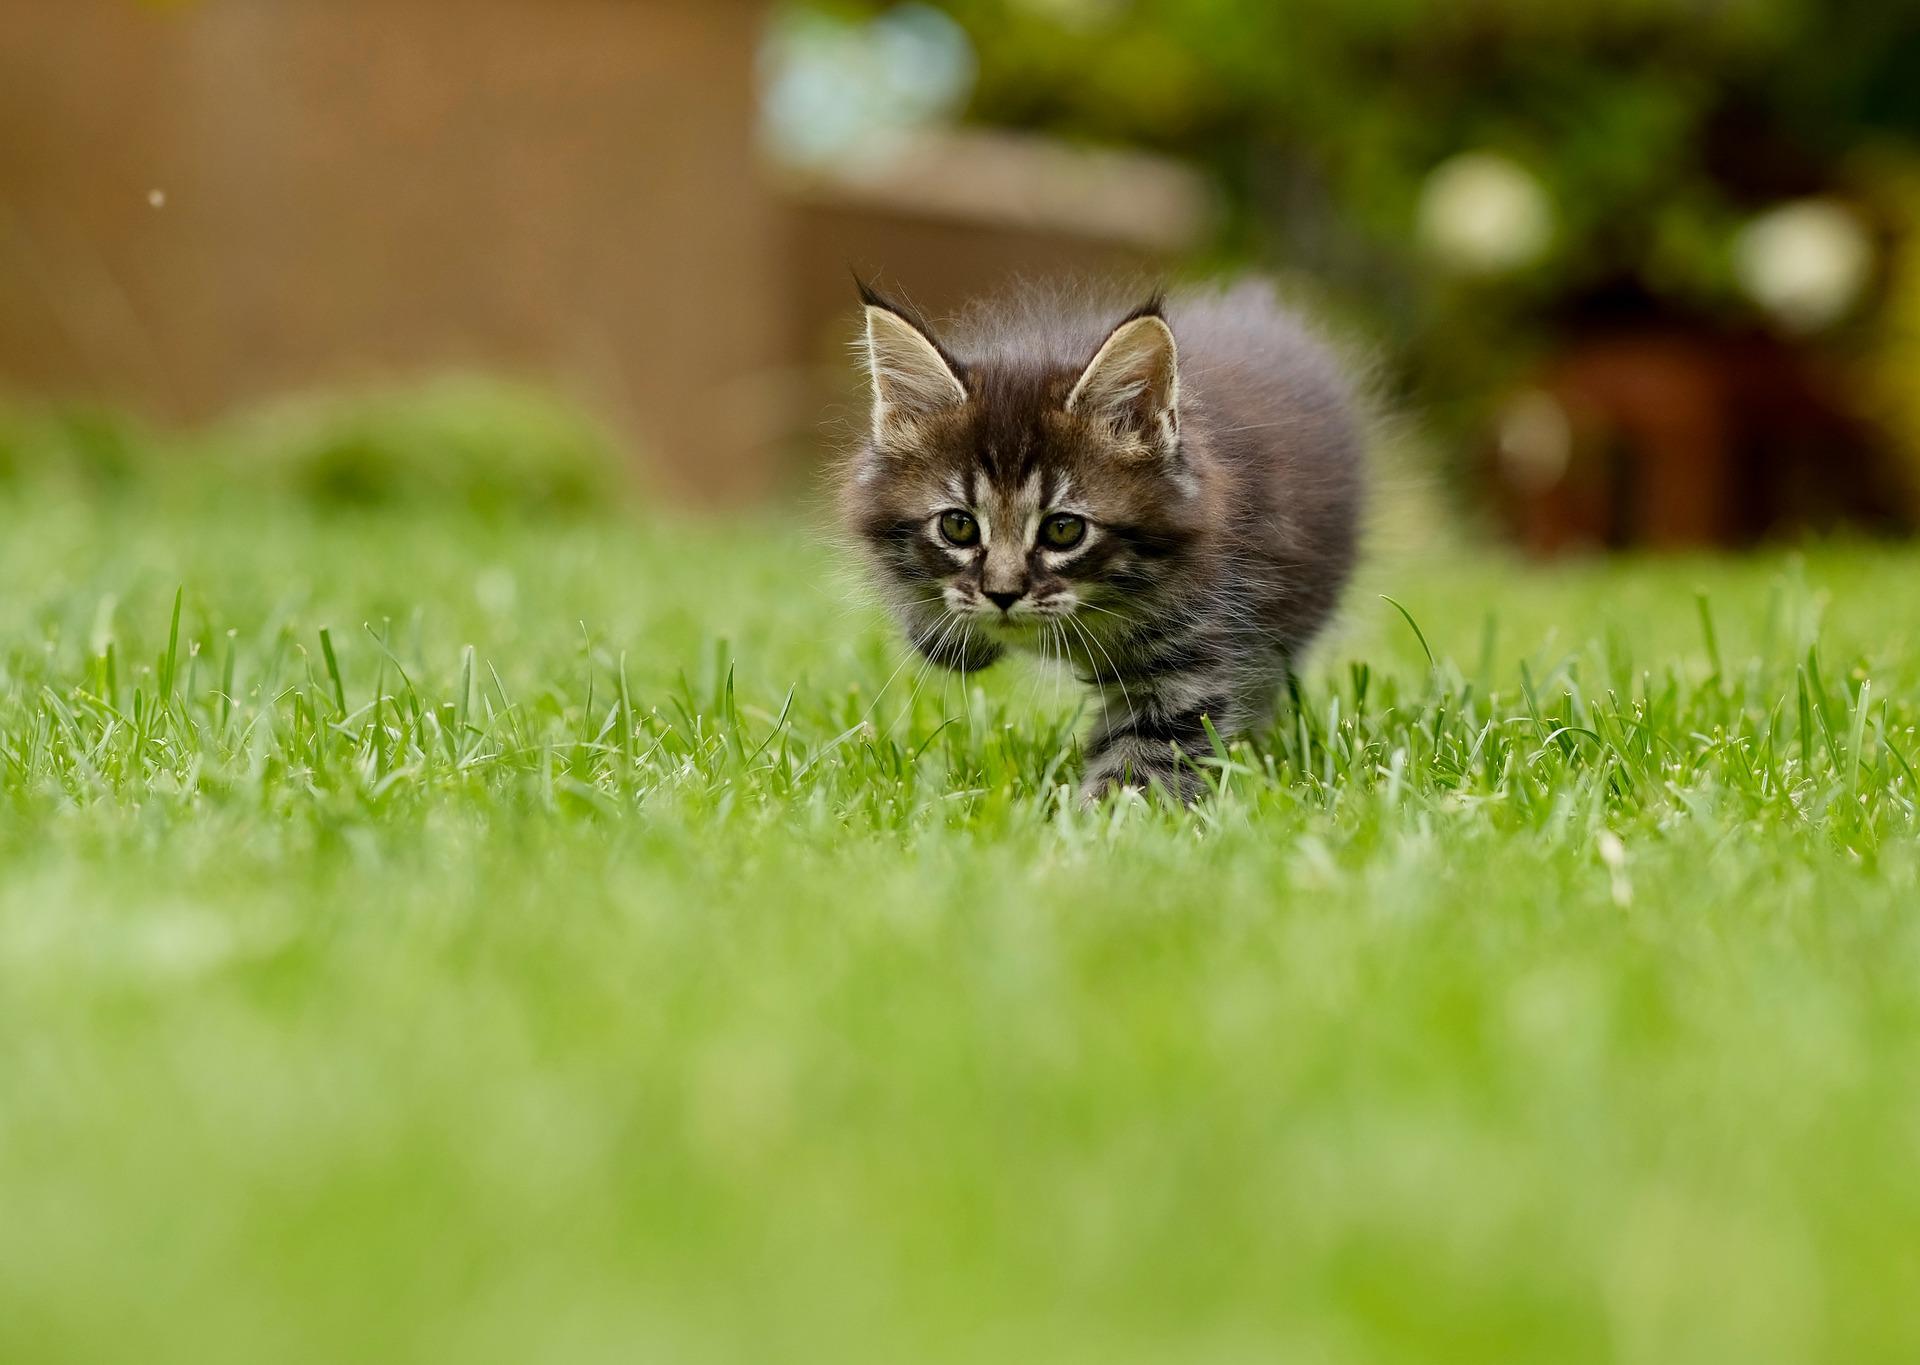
left=3, top=452, right=1920, bottom=1362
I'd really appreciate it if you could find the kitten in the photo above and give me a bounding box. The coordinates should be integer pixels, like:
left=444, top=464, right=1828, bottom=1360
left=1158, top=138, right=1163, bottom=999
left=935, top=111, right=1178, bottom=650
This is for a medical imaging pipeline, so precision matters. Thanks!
left=843, top=278, right=1365, bottom=802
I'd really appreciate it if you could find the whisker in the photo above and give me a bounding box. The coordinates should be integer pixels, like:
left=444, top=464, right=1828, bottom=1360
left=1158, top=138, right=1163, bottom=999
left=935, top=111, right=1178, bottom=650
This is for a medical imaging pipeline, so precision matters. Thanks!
left=1066, top=613, right=1136, bottom=733
left=890, top=613, right=968, bottom=739
left=860, top=611, right=955, bottom=726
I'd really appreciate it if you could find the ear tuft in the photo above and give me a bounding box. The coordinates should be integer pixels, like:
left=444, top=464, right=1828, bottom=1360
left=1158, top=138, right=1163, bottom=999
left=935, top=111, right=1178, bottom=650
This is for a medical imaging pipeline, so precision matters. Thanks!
left=862, top=303, right=966, bottom=443
left=852, top=271, right=893, bottom=312
left=1066, top=311, right=1180, bottom=448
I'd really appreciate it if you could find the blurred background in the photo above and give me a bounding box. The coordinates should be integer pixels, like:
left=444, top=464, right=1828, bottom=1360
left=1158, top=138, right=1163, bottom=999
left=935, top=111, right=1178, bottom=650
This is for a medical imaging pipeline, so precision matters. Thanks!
left=4, top=0, right=1920, bottom=551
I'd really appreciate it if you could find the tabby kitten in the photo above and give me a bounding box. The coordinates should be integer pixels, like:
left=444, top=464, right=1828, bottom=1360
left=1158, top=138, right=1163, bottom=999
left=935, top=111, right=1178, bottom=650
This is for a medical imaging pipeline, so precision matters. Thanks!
left=843, top=279, right=1364, bottom=801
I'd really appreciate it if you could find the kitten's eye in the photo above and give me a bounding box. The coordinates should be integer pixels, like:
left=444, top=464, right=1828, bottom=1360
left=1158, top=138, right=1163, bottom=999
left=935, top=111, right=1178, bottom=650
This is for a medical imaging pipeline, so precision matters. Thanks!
left=938, top=509, right=980, bottom=547
left=1040, top=513, right=1087, bottom=550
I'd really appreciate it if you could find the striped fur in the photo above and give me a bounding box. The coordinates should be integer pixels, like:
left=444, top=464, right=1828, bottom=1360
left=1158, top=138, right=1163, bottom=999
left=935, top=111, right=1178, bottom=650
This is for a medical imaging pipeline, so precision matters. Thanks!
left=843, top=278, right=1365, bottom=802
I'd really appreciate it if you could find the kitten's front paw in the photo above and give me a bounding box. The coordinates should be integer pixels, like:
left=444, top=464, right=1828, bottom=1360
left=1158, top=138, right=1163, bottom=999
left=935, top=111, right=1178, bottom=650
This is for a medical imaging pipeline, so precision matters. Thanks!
left=1079, top=753, right=1202, bottom=807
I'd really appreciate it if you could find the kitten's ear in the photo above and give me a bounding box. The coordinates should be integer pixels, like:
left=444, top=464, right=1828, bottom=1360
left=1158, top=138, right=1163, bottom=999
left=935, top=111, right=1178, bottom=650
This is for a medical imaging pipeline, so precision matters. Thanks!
left=1067, top=302, right=1180, bottom=455
left=861, top=294, right=967, bottom=443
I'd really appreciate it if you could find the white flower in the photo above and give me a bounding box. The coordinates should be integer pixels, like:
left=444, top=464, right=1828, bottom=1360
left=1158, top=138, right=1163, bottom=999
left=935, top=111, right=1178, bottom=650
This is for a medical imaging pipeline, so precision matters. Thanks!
left=1497, top=389, right=1574, bottom=492
left=1734, top=198, right=1874, bottom=333
left=1417, top=151, right=1553, bottom=275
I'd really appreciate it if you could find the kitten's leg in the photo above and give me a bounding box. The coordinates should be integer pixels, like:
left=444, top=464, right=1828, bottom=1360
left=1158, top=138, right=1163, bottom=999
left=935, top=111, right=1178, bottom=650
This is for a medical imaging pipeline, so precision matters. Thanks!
left=1080, top=669, right=1236, bottom=804
left=1236, top=648, right=1294, bottom=738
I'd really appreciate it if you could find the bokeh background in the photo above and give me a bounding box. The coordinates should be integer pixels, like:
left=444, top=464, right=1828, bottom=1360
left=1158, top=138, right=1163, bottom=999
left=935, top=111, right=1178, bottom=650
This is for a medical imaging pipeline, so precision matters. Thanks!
left=5, top=0, right=1920, bottom=549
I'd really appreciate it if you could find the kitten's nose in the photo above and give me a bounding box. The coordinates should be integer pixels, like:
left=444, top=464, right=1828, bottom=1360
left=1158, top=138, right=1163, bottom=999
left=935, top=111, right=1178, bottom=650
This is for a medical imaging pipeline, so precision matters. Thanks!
left=983, top=589, right=1023, bottom=613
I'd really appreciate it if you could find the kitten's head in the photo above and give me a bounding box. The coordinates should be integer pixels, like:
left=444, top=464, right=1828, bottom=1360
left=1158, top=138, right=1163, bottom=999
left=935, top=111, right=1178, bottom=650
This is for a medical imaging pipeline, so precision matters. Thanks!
left=844, top=283, right=1212, bottom=650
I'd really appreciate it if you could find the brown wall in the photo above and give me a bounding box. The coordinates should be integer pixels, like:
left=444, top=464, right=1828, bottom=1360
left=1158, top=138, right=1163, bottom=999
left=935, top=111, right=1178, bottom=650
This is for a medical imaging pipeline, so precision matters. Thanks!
left=0, top=0, right=785, bottom=498
left=0, top=1, right=1209, bottom=499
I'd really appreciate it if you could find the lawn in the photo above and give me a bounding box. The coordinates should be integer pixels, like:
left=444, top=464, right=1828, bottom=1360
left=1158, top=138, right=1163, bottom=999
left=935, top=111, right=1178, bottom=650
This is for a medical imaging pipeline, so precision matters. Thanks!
left=3, top=408, right=1919, bottom=1363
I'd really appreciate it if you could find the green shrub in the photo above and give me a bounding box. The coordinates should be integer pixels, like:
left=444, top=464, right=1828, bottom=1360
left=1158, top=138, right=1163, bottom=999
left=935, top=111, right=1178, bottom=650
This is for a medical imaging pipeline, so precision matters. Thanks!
left=0, top=377, right=633, bottom=517
left=0, top=401, right=147, bottom=491
left=208, top=377, right=630, bottom=516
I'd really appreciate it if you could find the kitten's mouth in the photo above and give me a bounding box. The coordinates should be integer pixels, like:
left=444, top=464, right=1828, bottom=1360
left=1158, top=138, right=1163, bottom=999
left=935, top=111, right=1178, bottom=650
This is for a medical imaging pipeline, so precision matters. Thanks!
left=973, top=607, right=1072, bottom=638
